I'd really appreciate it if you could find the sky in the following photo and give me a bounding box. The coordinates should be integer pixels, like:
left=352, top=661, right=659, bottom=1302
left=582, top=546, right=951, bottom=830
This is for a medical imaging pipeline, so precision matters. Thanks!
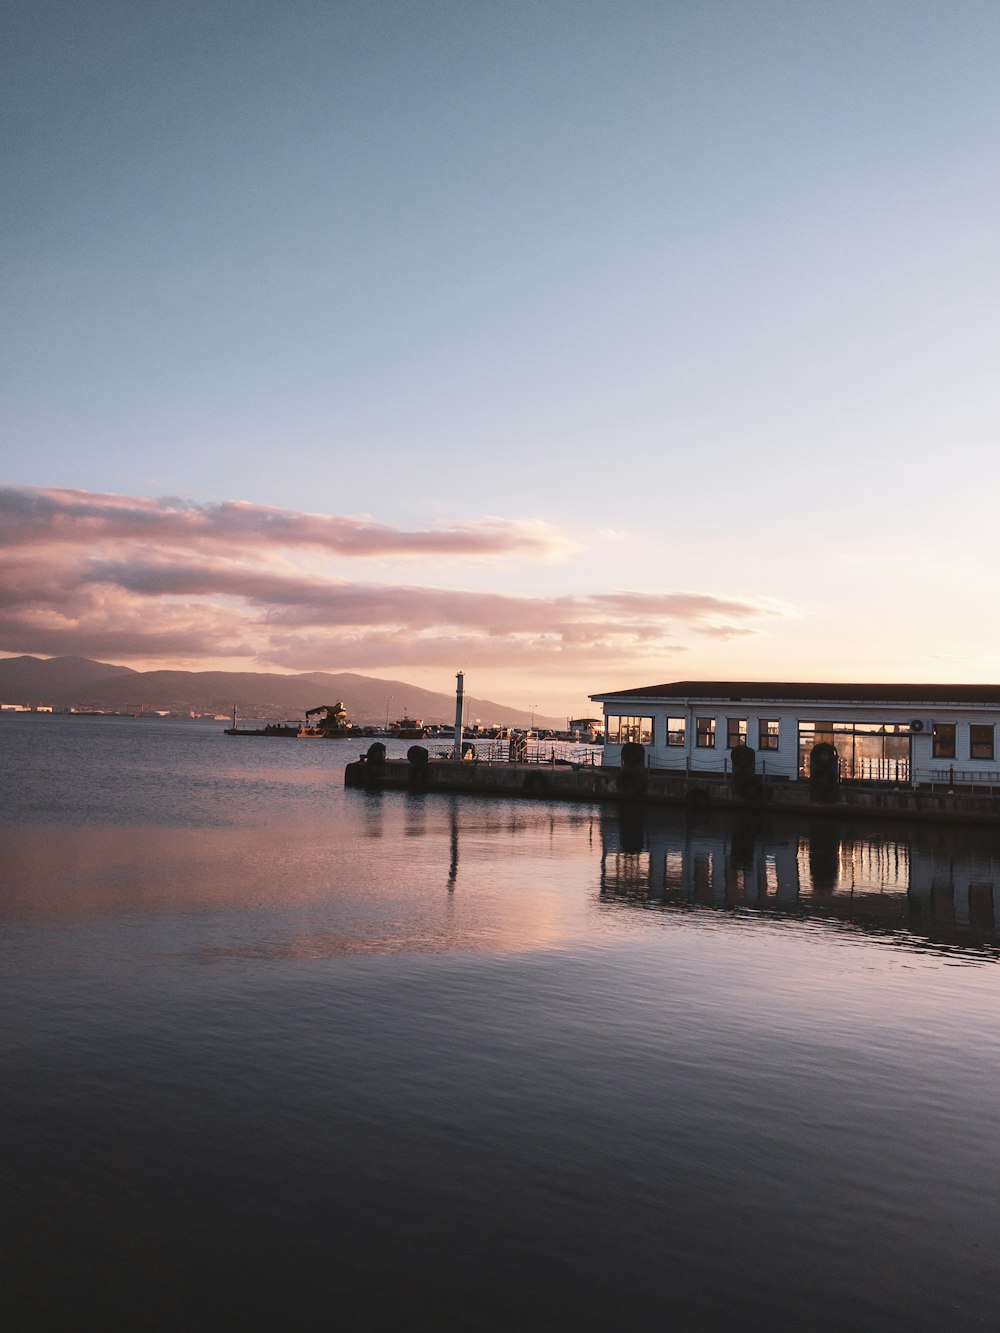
left=3, top=0, right=999, bottom=716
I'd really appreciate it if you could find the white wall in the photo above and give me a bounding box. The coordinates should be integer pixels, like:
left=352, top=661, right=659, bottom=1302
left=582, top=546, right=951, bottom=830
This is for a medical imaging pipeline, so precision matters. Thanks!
left=601, top=698, right=1000, bottom=785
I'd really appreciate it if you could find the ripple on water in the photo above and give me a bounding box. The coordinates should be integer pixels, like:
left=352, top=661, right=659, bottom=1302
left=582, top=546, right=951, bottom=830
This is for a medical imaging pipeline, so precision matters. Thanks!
left=3, top=716, right=1000, bottom=1329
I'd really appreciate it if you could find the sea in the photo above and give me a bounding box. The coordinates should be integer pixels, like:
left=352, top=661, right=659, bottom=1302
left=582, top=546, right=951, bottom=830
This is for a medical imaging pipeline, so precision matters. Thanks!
left=3, top=713, right=1000, bottom=1330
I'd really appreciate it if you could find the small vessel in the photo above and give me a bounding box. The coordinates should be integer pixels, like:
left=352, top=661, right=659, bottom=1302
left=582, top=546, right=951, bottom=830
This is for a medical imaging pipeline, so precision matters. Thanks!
left=225, top=720, right=301, bottom=736
left=395, top=715, right=427, bottom=740
left=297, top=702, right=353, bottom=738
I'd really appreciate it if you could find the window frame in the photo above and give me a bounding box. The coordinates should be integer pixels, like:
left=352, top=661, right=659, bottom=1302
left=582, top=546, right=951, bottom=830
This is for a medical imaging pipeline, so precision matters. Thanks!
left=758, top=719, right=780, bottom=751
left=727, top=717, right=747, bottom=749
left=970, top=724, right=994, bottom=761
left=695, top=716, right=716, bottom=749
left=932, top=722, right=956, bottom=759
left=606, top=714, right=654, bottom=746
left=666, top=716, right=686, bottom=747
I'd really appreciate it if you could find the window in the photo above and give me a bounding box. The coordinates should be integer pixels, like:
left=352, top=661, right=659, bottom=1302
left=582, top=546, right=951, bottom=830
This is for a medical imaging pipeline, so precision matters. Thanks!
left=606, top=715, right=654, bottom=745
left=667, top=717, right=686, bottom=747
left=797, top=720, right=910, bottom=783
left=932, top=722, right=956, bottom=759
left=970, top=724, right=994, bottom=761
left=727, top=718, right=747, bottom=749
left=759, top=719, right=779, bottom=750
left=696, top=717, right=716, bottom=748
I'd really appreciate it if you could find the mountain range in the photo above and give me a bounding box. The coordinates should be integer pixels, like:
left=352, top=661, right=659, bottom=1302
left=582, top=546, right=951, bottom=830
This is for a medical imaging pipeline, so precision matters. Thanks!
left=0, top=656, right=569, bottom=729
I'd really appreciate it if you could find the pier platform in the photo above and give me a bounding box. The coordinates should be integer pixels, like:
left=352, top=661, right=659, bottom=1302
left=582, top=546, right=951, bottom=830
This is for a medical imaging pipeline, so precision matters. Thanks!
left=344, top=752, right=1000, bottom=827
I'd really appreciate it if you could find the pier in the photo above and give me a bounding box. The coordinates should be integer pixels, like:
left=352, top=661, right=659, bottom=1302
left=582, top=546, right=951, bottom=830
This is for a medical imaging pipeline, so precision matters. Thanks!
left=345, top=745, right=1000, bottom=827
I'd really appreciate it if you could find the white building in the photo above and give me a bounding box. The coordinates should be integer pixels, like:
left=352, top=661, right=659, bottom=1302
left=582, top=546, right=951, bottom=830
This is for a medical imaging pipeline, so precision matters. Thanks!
left=590, top=681, right=1000, bottom=787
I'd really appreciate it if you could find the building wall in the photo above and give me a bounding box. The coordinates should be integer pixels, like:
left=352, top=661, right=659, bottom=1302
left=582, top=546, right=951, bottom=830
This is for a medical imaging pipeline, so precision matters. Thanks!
left=599, top=698, right=1000, bottom=785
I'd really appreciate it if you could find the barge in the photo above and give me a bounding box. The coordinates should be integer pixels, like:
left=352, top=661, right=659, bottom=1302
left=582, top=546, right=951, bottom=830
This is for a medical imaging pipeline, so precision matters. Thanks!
left=225, top=700, right=354, bottom=738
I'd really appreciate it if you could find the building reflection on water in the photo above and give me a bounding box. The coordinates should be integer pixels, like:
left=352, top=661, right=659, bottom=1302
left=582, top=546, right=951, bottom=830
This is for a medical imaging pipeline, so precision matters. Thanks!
left=599, top=806, right=1000, bottom=957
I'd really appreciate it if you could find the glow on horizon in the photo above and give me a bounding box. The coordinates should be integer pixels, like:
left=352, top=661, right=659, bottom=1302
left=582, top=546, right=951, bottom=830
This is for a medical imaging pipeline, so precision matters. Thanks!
left=3, top=481, right=1000, bottom=715
left=0, top=484, right=792, bottom=714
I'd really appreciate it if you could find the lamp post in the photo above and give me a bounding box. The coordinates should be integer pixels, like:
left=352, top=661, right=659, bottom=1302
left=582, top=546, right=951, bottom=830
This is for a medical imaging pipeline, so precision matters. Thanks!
left=454, top=672, right=465, bottom=759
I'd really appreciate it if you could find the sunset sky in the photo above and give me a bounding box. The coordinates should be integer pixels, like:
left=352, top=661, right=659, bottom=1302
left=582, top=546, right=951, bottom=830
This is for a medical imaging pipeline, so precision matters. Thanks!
left=4, top=1, right=999, bottom=714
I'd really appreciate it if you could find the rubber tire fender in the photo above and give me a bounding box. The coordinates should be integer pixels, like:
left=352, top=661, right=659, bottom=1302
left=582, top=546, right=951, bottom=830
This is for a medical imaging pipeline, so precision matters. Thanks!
left=620, top=742, right=646, bottom=769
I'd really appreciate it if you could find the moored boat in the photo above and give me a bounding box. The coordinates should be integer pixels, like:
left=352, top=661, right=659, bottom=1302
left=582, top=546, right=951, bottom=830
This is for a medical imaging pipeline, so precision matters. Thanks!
left=394, top=716, right=428, bottom=739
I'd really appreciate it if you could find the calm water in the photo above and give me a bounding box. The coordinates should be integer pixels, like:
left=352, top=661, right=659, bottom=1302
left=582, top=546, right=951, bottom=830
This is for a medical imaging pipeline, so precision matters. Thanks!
left=3, top=714, right=1000, bottom=1330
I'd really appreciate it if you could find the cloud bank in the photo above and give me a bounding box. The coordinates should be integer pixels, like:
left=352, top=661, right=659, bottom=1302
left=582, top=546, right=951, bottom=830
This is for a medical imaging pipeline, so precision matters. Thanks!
left=0, top=486, right=573, bottom=559
left=0, top=486, right=786, bottom=675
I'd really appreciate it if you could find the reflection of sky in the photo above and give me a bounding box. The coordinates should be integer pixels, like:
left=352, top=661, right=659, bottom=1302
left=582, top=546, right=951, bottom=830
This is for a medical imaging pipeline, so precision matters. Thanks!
left=3, top=718, right=998, bottom=967
left=0, top=803, right=602, bottom=961
left=7, top=719, right=1000, bottom=1332
left=3, top=797, right=999, bottom=968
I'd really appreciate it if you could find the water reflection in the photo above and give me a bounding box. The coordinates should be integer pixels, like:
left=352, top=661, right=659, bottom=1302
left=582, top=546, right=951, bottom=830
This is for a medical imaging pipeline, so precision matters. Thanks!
left=0, top=797, right=607, bottom=962
left=600, top=806, right=1000, bottom=959
left=448, top=796, right=459, bottom=890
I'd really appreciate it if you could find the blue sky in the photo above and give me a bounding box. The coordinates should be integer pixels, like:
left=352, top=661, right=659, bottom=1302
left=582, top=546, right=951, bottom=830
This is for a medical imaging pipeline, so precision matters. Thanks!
left=3, top=1, right=999, bottom=713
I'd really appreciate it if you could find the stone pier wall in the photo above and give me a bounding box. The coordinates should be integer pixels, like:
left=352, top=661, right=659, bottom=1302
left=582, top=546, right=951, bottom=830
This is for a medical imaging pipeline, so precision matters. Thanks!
left=343, top=757, right=1000, bottom=828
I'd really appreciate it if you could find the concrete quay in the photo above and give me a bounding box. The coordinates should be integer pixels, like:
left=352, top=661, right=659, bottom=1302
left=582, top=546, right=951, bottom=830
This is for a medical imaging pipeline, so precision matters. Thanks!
left=343, top=752, right=1000, bottom=828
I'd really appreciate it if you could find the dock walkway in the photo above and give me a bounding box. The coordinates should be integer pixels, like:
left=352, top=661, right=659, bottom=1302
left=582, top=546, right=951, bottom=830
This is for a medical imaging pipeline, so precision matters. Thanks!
left=344, top=753, right=1000, bottom=827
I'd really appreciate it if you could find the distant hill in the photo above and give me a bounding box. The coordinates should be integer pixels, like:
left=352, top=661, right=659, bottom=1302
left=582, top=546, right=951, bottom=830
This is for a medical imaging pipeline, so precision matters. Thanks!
left=0, top=654, right=136, bottom=697
left=0, top=656, right=566, bottom=729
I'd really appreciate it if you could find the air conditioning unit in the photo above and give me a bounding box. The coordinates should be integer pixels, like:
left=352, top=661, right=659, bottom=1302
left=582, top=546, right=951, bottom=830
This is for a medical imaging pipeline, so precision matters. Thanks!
left=910, top=719, right=929, bottom=733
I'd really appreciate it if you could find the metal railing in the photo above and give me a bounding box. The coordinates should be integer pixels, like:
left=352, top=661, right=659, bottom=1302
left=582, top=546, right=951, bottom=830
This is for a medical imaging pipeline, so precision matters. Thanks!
left=839, top=757, right=910, bottom=785
left=467, top=739, right=602, bottom=767
left=925, top=769, right=1000, bottom=795
left=790, top=757, right=911, bottom=785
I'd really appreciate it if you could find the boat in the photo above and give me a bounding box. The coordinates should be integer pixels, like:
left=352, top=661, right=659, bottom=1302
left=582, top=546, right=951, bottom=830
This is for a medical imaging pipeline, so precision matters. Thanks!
left=224, top=700, right=355, bottom=738
left=394, top=716, right=428, bottom=740
left=297, top=702, right=353, bottom=738
left=225, top=721, right=301, bottom=736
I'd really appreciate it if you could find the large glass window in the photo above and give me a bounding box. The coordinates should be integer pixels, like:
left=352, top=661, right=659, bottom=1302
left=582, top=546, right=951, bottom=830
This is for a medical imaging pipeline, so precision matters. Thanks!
left=667, top=717, right=686, bottom=747
left=970, top=724, right=994, bottom=761
left=696, top=717, right=716, bottom=748
left=606, top=715, right=654, bottom=745
left=727, top=718, right=747, bottom=749
left=933, top=722, right=956, bottom=759
left=759, top=719, right=780, bottom=750
left=798, top=721, right=910, bottom=783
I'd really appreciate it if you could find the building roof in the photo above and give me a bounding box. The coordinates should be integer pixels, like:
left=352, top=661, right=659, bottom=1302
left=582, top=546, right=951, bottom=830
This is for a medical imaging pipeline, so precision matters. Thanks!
left=590, top=680, right=1000, bottom=706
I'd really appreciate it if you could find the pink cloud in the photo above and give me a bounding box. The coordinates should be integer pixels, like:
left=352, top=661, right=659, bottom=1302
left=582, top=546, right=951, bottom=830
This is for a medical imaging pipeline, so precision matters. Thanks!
left=0, top=486, right=573, bottom=560
left=0, top=484, right=788, bottom=671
